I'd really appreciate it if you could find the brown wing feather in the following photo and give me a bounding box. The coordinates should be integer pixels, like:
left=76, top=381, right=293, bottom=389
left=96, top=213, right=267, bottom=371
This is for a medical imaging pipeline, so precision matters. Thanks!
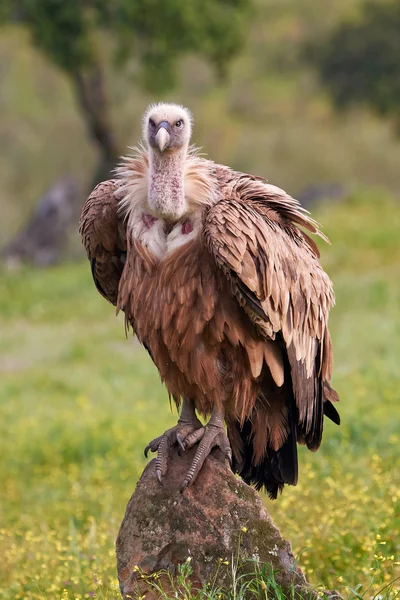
left=79, top=179, right=127, bottom=306
left=204, top=176, right=339, bottom=451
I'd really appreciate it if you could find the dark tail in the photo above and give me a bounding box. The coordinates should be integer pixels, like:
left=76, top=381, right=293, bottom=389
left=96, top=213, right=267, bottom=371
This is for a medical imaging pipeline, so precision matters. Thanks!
left=227, top=337, right=340, bottom=499
left=228, top=383, right=298, bottom=500
left=231, top=422, right=298, bottom=500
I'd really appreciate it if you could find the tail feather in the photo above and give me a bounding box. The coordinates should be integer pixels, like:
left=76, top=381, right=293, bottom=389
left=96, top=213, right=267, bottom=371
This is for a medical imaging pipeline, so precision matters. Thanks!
left=323, top=399, right=340, bottom=425
left=323, top=381, right=340, bottom=425
left=228, top=391, right=298, bottom=500
left=227, top=345, right=340, bottom=498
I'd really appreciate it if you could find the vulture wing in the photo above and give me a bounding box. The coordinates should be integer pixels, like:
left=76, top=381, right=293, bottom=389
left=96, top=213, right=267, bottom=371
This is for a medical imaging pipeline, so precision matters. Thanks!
left=79, top=179, right=127, bottom=306
left=204, top=176, right=340, bottom=452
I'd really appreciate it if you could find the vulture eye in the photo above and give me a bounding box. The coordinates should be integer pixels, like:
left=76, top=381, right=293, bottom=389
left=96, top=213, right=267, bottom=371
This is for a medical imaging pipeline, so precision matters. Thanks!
left=149, top=118, right=155, bottom=127
left=175, top=120, right=183, bottom=128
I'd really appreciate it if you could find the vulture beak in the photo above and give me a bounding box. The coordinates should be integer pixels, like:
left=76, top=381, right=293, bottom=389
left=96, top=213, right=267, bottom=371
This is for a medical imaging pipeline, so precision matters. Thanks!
left=155, top=121, right=171, bottom=153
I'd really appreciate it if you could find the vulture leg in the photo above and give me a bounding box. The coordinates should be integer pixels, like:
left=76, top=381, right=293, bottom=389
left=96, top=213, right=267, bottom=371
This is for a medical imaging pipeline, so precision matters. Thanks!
left=144, top=398, right=202, bottom=483
left=181, top=405, right=232, bottom=491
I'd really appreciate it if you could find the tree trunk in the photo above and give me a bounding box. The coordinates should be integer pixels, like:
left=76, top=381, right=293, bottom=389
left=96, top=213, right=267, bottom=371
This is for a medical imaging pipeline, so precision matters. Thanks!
left=71, top=62, right=119, bottom=187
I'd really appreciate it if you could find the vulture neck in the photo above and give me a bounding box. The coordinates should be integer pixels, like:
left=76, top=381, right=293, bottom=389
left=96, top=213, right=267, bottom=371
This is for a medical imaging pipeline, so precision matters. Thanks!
left=148, top=147, right=188, bottom=221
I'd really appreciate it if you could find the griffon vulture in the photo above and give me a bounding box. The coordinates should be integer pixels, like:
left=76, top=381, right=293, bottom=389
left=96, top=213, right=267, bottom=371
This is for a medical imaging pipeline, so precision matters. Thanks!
left=80, top=103, right=340, bottom=498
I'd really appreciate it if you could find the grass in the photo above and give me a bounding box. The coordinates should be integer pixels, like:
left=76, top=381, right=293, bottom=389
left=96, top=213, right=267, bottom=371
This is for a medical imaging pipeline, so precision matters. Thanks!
left=128, top=558, right=315, bottom=599
left=129, top=558, right=400, bottom=600
left=0, top=191, right=400, bottom=599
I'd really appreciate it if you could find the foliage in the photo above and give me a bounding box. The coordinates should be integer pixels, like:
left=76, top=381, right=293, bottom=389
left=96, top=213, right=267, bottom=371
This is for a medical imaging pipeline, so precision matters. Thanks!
left=307, top=0, right=400, bottom=128
left=0, top=0, right=250, bottom=185
left=3, top=0, right=400, bottom=245
left=1, top=0, right=249, bottom=91
left=0, top=192, right=399, bottom=598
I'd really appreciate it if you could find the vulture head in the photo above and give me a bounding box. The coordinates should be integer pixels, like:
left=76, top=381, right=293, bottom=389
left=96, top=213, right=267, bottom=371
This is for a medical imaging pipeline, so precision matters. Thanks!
left=143, top=103, right=194, bottom=220
left=143, top=103, right=192, bottom=155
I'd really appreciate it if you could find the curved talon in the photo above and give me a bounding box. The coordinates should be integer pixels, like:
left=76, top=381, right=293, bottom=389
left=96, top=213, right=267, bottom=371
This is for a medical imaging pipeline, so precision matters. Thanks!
left=176, top=433, right=186, bottom=455
left=144, top=435, right=163, bottom=458
left=143, top=400, right=202, bottom=484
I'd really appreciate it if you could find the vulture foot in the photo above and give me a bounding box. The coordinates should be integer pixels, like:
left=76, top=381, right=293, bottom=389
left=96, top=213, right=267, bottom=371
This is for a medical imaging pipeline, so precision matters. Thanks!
left=144, top=399, right=202, bottom=483
left=181, top=406, right=232, bottom=491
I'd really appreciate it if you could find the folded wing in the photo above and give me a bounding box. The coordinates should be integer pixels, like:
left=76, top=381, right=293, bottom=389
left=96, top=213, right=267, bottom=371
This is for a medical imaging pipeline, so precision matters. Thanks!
left=204, top=176, right=340, bottom=452
left=79, top=180, right=127, bottom=306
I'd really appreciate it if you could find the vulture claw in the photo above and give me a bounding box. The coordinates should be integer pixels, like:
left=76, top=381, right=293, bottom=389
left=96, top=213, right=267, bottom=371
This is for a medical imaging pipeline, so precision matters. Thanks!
left=180, top=407, right=231, bottom=491
left=143, top=399, right=202, bottom=484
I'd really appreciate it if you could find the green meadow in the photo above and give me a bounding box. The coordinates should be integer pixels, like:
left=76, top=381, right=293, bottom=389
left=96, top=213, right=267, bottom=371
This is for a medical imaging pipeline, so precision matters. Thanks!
left=0, top=191, right=399, bottom=599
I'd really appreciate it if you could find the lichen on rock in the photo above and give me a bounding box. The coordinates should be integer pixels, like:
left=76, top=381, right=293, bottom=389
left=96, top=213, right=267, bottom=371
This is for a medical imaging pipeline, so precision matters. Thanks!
left=116, top=446, right=338, bottom=599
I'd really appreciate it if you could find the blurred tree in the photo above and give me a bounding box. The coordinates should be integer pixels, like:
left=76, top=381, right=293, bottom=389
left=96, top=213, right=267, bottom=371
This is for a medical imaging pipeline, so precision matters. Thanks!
left=0, top=0, right=250, bottom=184
left=307, top=1, right=400, bottom=132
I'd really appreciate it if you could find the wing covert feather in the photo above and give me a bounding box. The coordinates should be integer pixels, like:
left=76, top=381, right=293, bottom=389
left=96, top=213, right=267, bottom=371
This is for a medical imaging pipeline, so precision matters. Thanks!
left=204, top=185, right=338, bottom=449
left=79, top=179, right=127, bottom=306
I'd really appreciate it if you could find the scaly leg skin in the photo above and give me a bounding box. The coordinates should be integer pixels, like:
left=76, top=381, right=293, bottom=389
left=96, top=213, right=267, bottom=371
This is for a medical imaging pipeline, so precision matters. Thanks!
left=181, top=405, right=232, bottom=491
left=144, top=398, right=202, bottom=483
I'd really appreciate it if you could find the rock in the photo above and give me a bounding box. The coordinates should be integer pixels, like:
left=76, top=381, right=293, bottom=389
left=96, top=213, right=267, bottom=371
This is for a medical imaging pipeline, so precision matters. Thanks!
left=3, top=177, right=80, bottom=268
left=116, top=446, right=324, bottom=599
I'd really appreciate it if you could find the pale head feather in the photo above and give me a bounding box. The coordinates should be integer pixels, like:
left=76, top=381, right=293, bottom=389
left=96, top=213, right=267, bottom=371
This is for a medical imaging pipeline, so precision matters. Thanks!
left=142, top=102, right=193, bottom=144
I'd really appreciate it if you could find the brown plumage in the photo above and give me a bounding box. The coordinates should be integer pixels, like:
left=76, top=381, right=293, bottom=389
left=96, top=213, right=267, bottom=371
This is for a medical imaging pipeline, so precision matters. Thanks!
left=79, top=103, right=340, bottom=498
